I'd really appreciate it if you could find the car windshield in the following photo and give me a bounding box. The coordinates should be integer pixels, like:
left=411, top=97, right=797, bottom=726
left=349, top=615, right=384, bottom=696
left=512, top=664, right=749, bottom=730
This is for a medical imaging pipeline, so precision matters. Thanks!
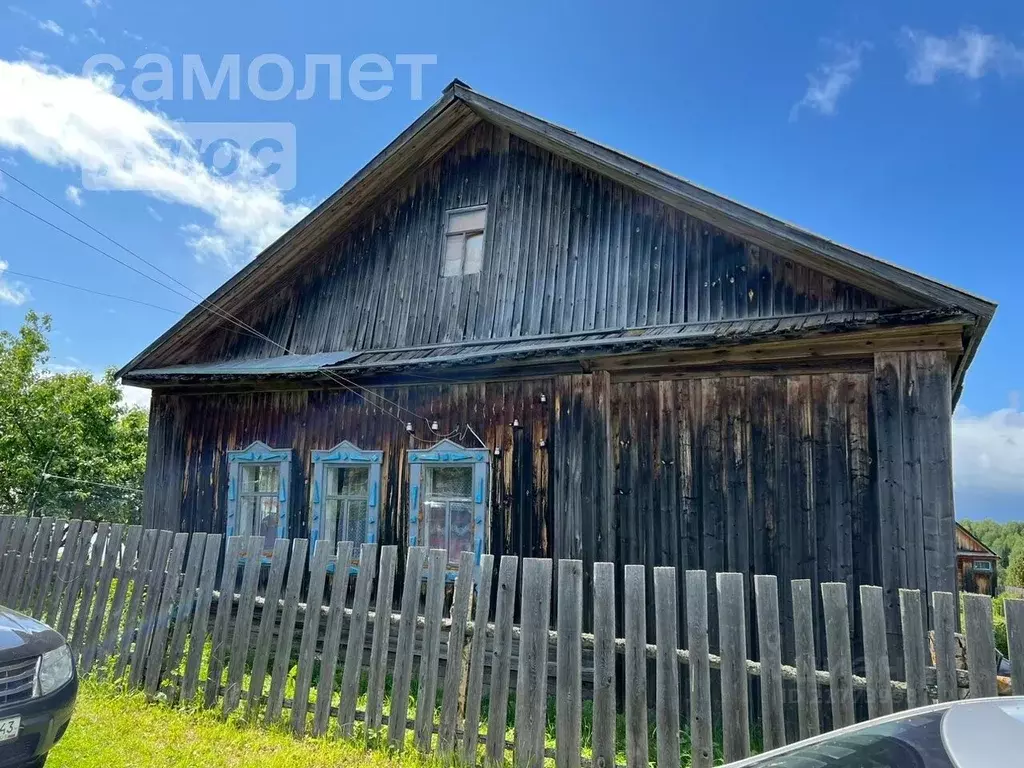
left=741, top=710, right=953, bottom=768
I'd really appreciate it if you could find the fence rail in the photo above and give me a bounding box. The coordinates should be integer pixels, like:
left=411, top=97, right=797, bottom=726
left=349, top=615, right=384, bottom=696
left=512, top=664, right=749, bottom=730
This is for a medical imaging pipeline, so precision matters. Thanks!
left=0, top=514, right=1019, bottom=767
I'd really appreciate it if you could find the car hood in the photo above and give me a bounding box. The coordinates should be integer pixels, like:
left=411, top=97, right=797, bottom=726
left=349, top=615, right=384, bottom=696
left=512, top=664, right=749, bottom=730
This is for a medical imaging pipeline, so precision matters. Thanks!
left=0, top=606, right=65, bottom=660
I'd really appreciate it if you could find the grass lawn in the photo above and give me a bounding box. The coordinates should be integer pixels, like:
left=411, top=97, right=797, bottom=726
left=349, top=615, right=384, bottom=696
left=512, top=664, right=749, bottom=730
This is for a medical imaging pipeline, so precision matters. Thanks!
left=48, top=680, right=433, bottom=768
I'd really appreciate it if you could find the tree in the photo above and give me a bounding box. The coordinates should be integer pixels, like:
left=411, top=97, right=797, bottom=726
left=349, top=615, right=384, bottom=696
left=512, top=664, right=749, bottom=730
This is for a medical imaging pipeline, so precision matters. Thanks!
left=1006, top=543, right=1024, bottom=589
left=0, top=311, right=148, bottom=523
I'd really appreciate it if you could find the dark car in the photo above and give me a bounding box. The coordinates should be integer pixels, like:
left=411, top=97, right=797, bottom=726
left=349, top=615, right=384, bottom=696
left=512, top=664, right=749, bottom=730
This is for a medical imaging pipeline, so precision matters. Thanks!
left=0, top=608, right=77, bottom=767
left=726, top=697, right=1024, bottom=767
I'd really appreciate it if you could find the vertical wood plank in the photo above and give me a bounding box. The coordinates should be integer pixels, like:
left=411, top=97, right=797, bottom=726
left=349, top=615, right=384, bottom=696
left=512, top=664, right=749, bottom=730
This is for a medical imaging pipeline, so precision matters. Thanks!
left=291, top=540, right=332, bottom=735
left=388, top=546, right=427, bottom=750
left=33, top=519, right=66, bottom=620
left=114, top=524, right=154, bottom=682
left=129, top=529, right=174, bottom=690
left=755, top=575, right=785, bottom=751
left=556, top=559, right=584, bottom=768
left=592, top=562, right=616, bottom=768
left=623, top=564, right=648, bottom=768
left=438, top=550, right=475, bottom=754
left=180, top=533, right=222, bottom=704
left=19, top=517, right=52, bottom=613
left=653, top=567, right=680, bottom=768
left=859, top=585, right=893, bottom=718
left=791, top=579, right=820, bottom=739
left=143, top=531, right=189, bottom=696
left=70, top=522, right=109, bottom=653
left=964, top=593, right=997, bottom=699
left=81, top=524, right=124, bottom=675
left=686, top=570, right=713, bottom=768
left=45, top=519, right=81, bottom=627
left=899, top=589, right=929, bottom=709
left=264, top=538, right=309, bottom=724
left=56, top=520, right=94, bottom=639
left=514, top=557, right=552, bottom=768
left=9, top=517, right=39, bottom=611
left=822, top=582, right=855, bottom=728
left=334, top=543, right=376, bottom=737
left=204, top=535, right=243, bottom=707
left=222, top=536, right=266, bottom=715
left=96, top=525, right=141, bottom=676
left=314, top=542, right=355, bottom=738
left=365, top=544, right=397, bottom=734
left=164, top=532, right=209, bottom=682
left=244, top=537, right=290, bottom=716
left=485, top=555, right=519, bottom=765
left=462, top=553, right=495, bottom=764
left=414, top=549, right=447, bottom=752
left=0, top=517, right=28, bottom=605
left=1005, top=599, right=1024, bottom=697
left=932, top=591, right=958, bottom=703
left=718, top=572, right=750, bottom=761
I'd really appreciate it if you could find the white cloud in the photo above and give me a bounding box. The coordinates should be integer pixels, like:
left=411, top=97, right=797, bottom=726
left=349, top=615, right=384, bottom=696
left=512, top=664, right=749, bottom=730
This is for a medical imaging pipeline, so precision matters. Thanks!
left=145, top=205, right=162, bottom=222
left=0, top=59, right=311, bottom=268
left=0, top=260, right=29, bottom=305
left=953, top=405, right=1024, bottom=495
left=791, top=40, right=870, bottom=120
left=119, top=384, right=150, bottom=410
left=85, top=27, right=105, bottom=43
left=37, top=19, right=63, bottom=36
left=903, top=27, right=1024, bottom=84
left=65, top=185, right=83, bottom=206
left=83, top=0, right=105, bottom=9
left=0, top=155, right=16, bottom=167
left=122, top=29, right=143, bottom=42
left=16, top=47, right=47, bottom=64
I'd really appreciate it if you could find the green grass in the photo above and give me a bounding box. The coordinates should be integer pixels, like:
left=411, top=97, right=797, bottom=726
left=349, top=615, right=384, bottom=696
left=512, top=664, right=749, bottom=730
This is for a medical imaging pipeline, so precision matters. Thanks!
left=48, top=679, right=438, bottom=768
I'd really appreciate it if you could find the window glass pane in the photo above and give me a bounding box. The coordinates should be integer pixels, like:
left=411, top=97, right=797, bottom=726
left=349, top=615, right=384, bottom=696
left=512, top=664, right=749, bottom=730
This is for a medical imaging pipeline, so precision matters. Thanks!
left=344, top=500, right=368, bottom=544
left=424, top=500, right=447, bottom=550
left=339, top=467, right=369, bottom=496
left=463, top=233, right=484, bottom=274
left=323, top=498, right=341, bottom=544
left=258, top=497, right=280, bottom=551
left=238, top=496, right=255, bottom=536
left=443, top=234, right=464, bottom=277
left=448, top=208, right=486, bottom=234
left=242, top=463, right=279, bottom=493
left=448, top=501, right=474, bottom=563
left=425, top=466, right=473, bottom=499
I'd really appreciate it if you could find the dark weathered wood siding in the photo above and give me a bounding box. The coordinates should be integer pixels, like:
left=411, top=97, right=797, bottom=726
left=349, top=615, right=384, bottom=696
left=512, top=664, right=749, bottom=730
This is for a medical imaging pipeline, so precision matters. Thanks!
left=145, top=365, right=883, bottom=646
left=159, top=122, right=890, bottom=367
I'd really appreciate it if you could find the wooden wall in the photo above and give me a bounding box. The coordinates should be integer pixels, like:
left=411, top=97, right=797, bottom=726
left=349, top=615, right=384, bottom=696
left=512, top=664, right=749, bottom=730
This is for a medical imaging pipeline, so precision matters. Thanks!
left=144, top=358, right=933, bottom=664
left=160, top=122, right=891, bottom=367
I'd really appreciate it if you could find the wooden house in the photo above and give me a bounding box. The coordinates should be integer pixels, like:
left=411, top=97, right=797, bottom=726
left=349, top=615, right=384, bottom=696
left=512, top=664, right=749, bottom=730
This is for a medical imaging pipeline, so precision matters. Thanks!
left=118, top=81, right=995, bottom=640
left=955, top=523, right=998, bottom=596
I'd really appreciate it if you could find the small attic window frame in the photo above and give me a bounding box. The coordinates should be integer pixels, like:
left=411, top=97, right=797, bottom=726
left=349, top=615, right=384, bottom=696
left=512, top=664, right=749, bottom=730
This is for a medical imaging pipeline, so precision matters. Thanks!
left=441, top=204, right=487, bottom=277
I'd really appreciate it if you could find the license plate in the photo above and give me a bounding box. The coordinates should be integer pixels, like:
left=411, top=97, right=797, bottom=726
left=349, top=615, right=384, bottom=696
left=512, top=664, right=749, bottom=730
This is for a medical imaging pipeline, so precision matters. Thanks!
left=0, top=716, right=20, bottom=743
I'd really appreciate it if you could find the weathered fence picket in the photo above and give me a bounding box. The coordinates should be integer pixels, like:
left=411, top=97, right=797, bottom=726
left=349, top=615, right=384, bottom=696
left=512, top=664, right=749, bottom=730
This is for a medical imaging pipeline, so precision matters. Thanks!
left=0, top=512, right=1018, bottom=768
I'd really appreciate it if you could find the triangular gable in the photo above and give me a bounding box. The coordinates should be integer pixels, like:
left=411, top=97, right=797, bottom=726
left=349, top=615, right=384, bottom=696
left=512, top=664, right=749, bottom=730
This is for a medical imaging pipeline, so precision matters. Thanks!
left=118, top=81, right=995, bottom=399
left=956, top=522, right=998, bottom=557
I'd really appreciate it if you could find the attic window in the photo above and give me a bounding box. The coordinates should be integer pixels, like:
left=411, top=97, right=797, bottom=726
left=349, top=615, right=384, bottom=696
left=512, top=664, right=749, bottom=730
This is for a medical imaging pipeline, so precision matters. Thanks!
left=442, top=206, right=487, bottom=277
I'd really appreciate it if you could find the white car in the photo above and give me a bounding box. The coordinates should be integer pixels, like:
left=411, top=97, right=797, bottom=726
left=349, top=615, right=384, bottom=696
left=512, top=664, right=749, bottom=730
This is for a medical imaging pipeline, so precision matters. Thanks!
left=726, top=697, right=1024, bottom=767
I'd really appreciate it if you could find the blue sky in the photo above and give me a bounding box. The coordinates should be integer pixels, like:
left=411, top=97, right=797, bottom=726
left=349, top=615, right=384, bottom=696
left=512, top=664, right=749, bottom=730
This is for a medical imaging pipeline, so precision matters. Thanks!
left=0, top=0, right=1021, bottom=520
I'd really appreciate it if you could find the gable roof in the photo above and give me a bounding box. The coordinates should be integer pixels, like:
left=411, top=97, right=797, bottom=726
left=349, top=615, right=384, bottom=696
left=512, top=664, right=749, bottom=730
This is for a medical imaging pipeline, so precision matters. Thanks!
left=955, top=522, right=999, bottom=558
left=117, top=80, right=996, bottom=400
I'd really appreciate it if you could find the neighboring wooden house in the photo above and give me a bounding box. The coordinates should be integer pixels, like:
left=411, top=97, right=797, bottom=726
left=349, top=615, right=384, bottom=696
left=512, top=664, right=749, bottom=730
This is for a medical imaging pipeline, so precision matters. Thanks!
left=956, top=522, right=999, bottom=595
left=118, top=81, right=995, bottom=640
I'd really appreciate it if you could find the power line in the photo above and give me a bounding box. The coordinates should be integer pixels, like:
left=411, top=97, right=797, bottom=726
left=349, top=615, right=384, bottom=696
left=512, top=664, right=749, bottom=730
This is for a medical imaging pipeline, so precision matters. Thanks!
left=1, top=268, right=182, bottom=314
left=41, top=472, right=143, bottom=494
left=0, top=172, right=437, bottom=431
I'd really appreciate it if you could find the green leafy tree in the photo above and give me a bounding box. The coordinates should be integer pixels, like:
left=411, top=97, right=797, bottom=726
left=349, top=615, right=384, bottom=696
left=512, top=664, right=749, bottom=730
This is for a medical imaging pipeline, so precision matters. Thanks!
left=1006, top=543, right=1024, bottom=589
left=0, top=311, right=147, bottom=523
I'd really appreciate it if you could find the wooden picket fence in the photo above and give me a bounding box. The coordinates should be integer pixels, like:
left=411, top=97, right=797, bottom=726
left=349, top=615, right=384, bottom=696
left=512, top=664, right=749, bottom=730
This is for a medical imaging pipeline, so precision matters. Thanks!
left=1, top=513, right=1023, bottom=768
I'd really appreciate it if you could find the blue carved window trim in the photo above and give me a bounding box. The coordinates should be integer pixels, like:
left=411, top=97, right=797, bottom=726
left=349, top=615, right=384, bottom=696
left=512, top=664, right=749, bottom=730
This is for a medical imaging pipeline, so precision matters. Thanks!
left=408, top=439, right=489, bottom=581
left=311, top=441, right=382, bottom=574
left=226, top=440, right=292, bottom=564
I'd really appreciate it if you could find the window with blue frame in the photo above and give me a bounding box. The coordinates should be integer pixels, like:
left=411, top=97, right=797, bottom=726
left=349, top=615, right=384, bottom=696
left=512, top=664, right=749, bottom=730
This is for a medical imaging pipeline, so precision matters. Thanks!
left=310, top=442, right=382, bottom=558
left=226, top=441, right=292, bottom=559
left=408, top=439, right=488, bottom=576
